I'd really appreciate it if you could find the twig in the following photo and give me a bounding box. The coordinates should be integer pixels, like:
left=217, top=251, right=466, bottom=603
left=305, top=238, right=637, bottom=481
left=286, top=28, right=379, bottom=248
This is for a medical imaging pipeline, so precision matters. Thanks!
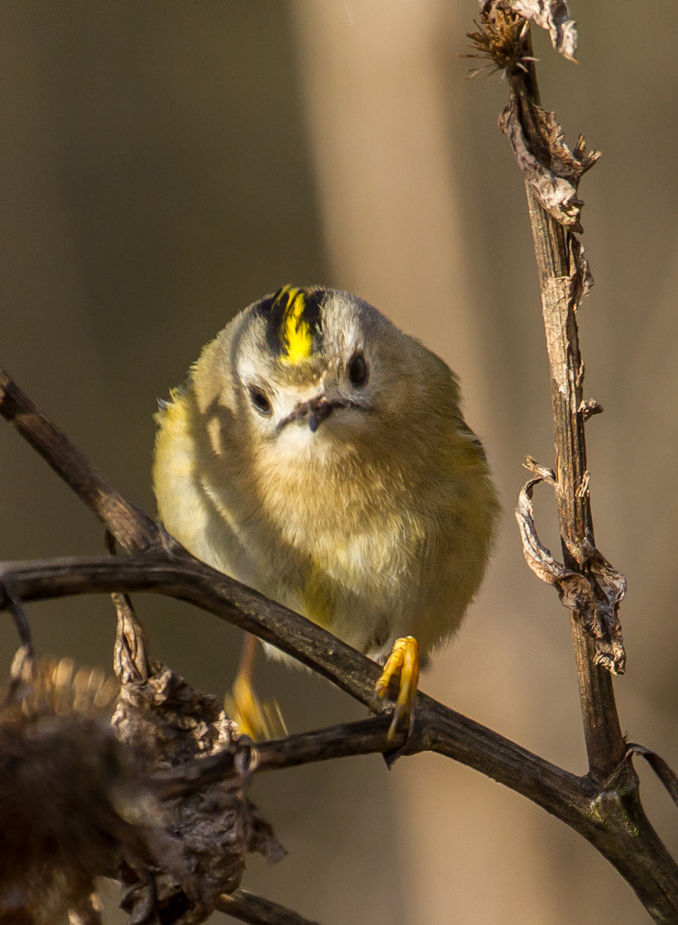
left=512, top=28, right=626, bottom=782
left=462, top=4, right=678, bottom=919
left=150, top=717, right=403, bottom=799
left=253, top=717, right=402, bottom=772
left=0, top=552, right=389, bottom=710
left=469, top=5, right=626, bottom=780
left=4, top=592, right=34, bottom=656
left=218, top=890, right=322, bottom=925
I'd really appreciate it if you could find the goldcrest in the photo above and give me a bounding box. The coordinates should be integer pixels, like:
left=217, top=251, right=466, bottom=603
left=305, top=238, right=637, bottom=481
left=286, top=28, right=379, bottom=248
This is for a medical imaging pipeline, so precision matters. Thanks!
left=153, top=286, right=498, bottom=733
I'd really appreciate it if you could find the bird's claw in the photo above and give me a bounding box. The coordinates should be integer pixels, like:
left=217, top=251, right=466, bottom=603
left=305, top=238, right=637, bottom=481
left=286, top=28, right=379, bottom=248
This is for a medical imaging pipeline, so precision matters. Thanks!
left=374, top=636, right=419, bottom=742
left=225, top=671, right=287, bottom=742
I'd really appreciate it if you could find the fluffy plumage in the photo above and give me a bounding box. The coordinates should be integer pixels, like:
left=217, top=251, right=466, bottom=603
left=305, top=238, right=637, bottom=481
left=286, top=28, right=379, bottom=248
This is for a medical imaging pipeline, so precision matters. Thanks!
left=153, top=287, right=498, bottom=666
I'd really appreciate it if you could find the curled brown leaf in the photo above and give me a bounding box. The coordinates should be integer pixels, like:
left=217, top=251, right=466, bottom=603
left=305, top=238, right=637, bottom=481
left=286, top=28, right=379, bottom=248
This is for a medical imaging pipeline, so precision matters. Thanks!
left=499, top=94, right=599, bottom=231
left=516, top=476, right=626, bottom=674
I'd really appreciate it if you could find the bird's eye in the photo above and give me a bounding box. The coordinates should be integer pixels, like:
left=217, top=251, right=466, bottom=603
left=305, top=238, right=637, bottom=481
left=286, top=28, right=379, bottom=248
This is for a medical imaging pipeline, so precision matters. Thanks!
left=347, top=352, right=368, bottom=388
left=248, top=386, right=272, bottom=416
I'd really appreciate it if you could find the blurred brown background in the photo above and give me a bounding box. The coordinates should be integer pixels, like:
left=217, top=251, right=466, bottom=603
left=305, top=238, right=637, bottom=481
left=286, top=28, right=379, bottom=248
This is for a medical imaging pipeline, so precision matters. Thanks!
left=1, top=1, right=678, bottom=922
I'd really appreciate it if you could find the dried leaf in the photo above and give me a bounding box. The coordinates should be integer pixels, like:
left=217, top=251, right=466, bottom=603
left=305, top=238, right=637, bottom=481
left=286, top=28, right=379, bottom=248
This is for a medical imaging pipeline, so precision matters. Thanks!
left=626, top=745, right=678, bottom=811
left=500, top=94, right=599, bottom=231
left=545, top=122, right=600, bottom=184
left=516, top=476, right=626, bottom=674
left=569, top=235, right=594, bottom=302
left=579, top=399, right=604, bottom=422
left=0, top=655, right=156, bottom=925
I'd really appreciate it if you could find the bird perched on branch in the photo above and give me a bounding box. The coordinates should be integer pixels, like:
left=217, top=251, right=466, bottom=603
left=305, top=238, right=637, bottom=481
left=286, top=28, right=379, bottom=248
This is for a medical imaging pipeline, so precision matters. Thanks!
left=153, top=286, right=498, bottom=739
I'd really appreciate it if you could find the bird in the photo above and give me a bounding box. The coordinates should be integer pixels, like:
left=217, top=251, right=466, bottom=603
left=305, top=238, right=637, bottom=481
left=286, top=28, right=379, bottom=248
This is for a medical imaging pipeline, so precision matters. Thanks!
left=153, top=285, right=498, bottom=740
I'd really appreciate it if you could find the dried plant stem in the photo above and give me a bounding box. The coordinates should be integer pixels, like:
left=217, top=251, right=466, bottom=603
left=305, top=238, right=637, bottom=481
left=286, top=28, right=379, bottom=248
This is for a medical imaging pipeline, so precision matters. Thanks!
left=219, top=890, right=322, bottom=925
left=509, top=46, right=625, bottom=782
left=524, top=183, right=625, bottom=778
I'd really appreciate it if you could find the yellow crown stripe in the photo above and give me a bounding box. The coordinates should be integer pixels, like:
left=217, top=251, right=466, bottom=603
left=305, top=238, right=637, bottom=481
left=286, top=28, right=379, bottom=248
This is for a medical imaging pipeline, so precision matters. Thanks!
left=280, top=287, right=314, bottom=363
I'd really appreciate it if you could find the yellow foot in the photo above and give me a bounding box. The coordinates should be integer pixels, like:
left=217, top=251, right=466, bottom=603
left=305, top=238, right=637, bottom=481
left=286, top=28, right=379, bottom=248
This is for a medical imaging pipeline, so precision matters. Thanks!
left=225, top=672, right=287, bottom=742
left=374, top=636, right=420, bottom=743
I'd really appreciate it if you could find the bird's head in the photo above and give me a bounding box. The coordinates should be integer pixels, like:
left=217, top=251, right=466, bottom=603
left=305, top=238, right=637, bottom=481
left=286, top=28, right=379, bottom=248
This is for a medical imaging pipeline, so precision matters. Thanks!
left=193, top=286, right=461, bottom=471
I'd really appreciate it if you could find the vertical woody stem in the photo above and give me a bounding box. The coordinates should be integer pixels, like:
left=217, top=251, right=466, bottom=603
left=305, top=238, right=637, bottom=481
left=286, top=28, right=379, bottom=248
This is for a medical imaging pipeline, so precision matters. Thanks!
left=512, top=38, right=625, bottom=780
left=524, top=188, right=625, bottom=778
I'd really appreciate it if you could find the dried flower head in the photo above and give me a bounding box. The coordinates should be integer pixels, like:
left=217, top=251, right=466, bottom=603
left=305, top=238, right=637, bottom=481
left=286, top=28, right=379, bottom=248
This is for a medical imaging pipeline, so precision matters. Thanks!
left=460, top=10, right=535, bottom=78
left=0, top=651, right=153, bottom=925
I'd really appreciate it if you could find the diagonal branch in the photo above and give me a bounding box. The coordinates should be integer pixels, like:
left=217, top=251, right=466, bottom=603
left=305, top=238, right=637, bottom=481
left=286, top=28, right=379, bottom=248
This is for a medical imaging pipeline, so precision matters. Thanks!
left=0, top=551, right=586, bottom=812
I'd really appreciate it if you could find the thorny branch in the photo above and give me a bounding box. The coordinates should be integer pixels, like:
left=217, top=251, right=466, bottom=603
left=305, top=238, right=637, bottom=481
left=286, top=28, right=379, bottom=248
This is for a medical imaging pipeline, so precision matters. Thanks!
left=1, top=3, right=678, bottom=923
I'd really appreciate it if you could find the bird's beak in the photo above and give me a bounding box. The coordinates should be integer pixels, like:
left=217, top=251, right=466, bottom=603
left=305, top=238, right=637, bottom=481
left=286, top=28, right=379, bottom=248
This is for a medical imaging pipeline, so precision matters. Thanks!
left=281, top=395, right=348, bottom=433
left=307, top=397, right=335, bottom=432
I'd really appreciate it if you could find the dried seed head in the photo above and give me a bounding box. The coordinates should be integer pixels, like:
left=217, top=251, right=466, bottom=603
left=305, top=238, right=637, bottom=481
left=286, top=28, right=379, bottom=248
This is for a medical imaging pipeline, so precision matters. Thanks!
left=0, top=654, right=153, bottom=925
left=460, top=10, right=533, bottom=78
